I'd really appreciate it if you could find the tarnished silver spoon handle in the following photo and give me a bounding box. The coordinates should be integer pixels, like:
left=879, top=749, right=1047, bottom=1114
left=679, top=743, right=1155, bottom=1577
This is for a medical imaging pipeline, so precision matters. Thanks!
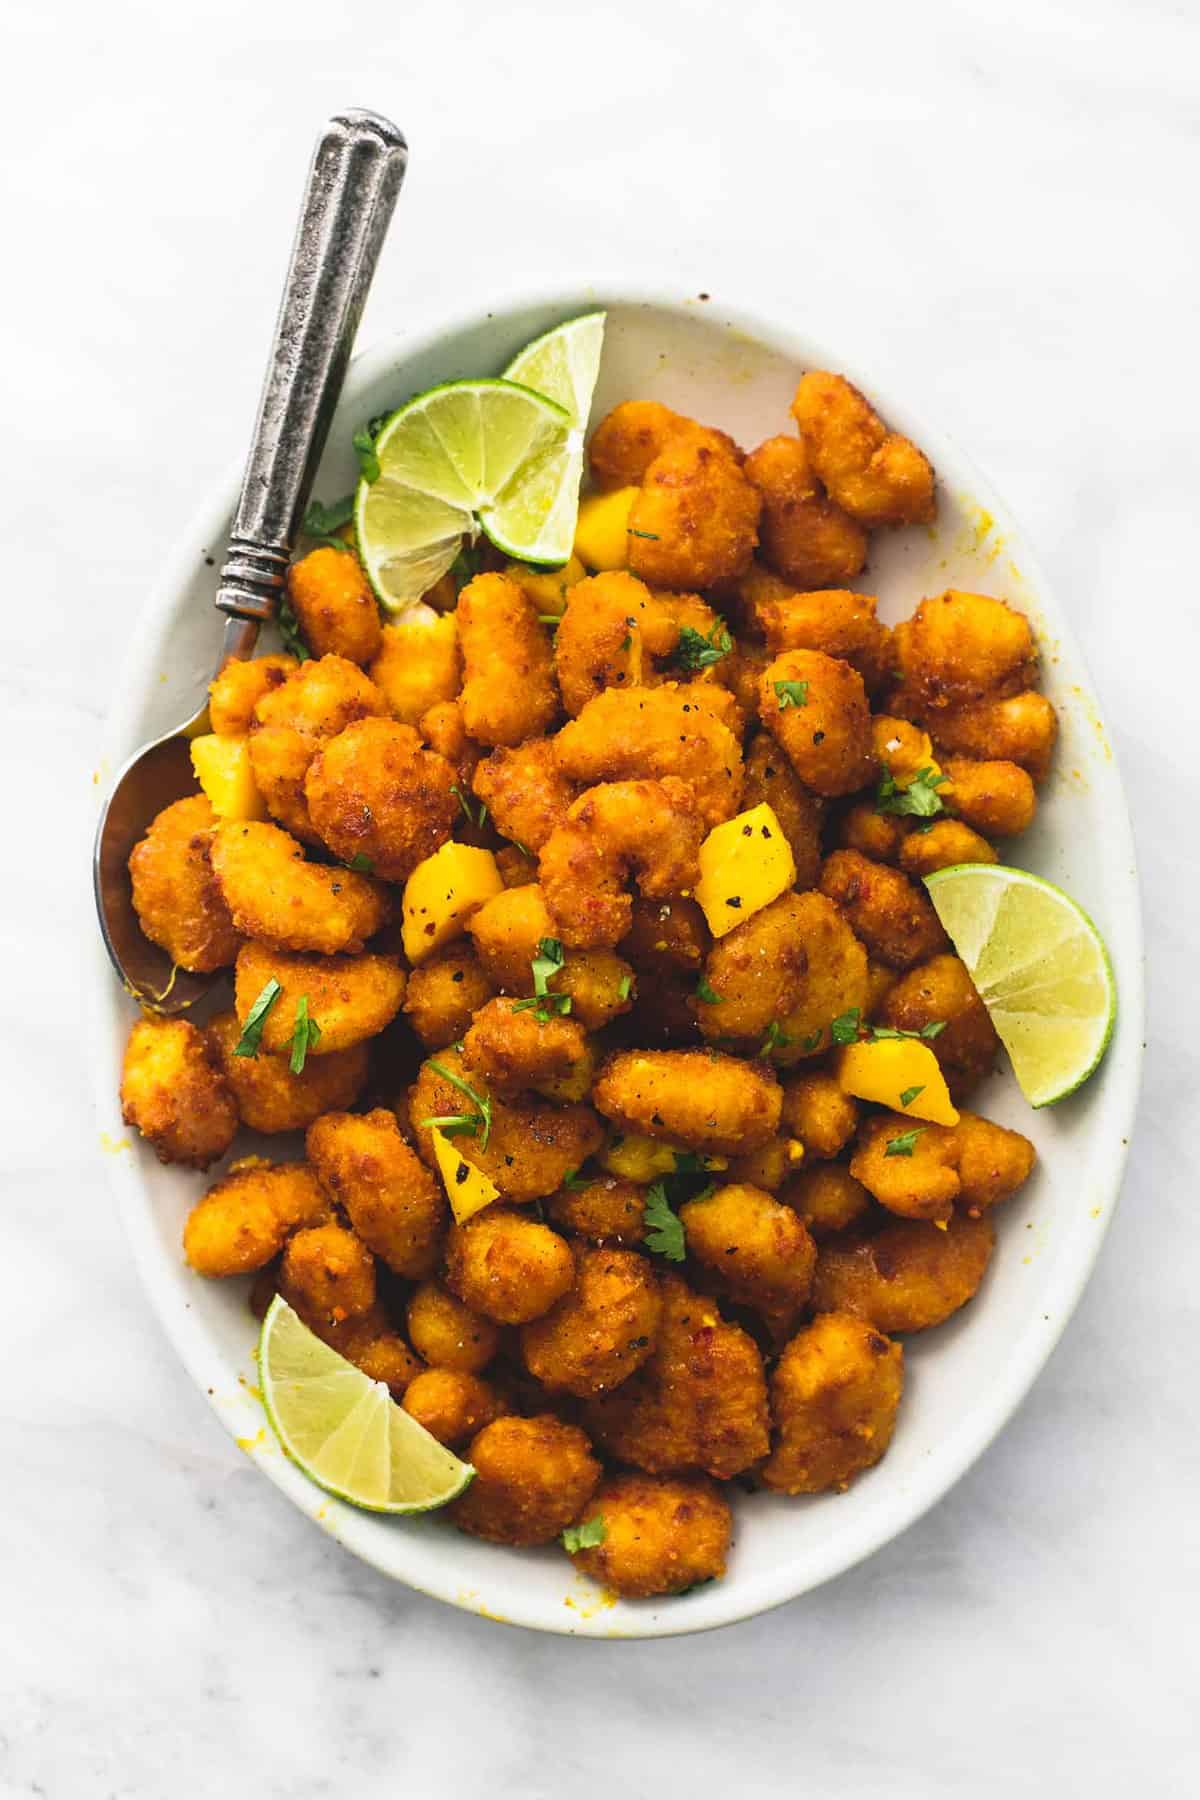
left=215, top=110, right=407, bottom=624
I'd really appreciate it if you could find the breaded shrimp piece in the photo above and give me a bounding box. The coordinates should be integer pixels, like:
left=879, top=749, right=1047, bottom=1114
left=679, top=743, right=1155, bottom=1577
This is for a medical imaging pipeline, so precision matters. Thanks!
left=743, top=434, right=869, bottom=590
left=209, top=654, right=297, bottom=736
left=759, top=649, right=877, bottom=797
left=893, top=591, right=1037, bottom=711
left=819, top=849, right=949, bottom=970
left=780, top=1164, right=874, bottom=1240
left=128, top=795, right=241, bottom=973
left=183, top=1161, right=329, bottom=1277
left=327, top=1306, right=423, bottom=1396
left=838, top=802, right=909, bottom=865
left=939, top=755, right=1037, bottom=838
left=521, top=1246, right=662, bottom=1397
left=553, top=570, right=674, bottom=716
left=761, top=1311, right=903, bottom=1494
left=851, top=1110, right=1035, bottom=1222
left=621, top=896, right=710, bottom=975
left=467, top=884, right=634, bottom=1029
left=740, top=733, right=824, bottom=890
left=417, top=698, right=483, bottom=797
left=546, top=1175, right=647, bottom=1245
left=693, top=893, right=813, bottom=1042
left=368, top=612, right=461, bottom=726
left=471, top=738, right=579, bottom=853
left=593, top=1048, right=782, bottom=1155
left=207, top=1009, right=368, bottom=1133
left=461, top=996, right=591, bottom=1099
left=774, top=891, right=871, bottom=1061
left=457, top=572, right=558, bottom=746
left=451, top=1415, right=600, bottom=1547
left=306, top=1108, right=446, bottom=1279
left=280, top=1222, right=376, bottom=1329
left=951, top=1112, right=1038, bottom=1215
left=406, top=1279, right=499, bottom=1373
left=564, top=1472, right=731, bottom=1598
left=121, top=1016, right=237, bottom=1169
left=925, top=691, right=1057, bottom=782
left=233, top=944, right=406, bottom=1055
left=249, top=654, right=388, bottom=843
left=209, top=819, right=389, bottom=954
left=754, top=586, right=894, bottom=695
left=588, top=401, right=732, bottom=490
left=628, top=435, right=761, bottom=590
left=540, top=777, right=704, bottom=948
left=402, top=943, right=495, bottom=1049
left=715, top=635, right=770, bottom=724
left=878, top=954, right=999, bottom=1103
left=445, top=1207, right=575, bottom=1324
left=899, top=818, right=997, bottom=878
left=811, top=1212, right=996, bottom=1332
left=791, top=371, right=935, bottom=527
left=585, top=1275, right=770, bottom=1479
left=401, top=1368, right=508, bottom=1448
left=554, top=683, right=744, bottom=831
left=680, top=1182, right=817, bottom=1325
left=285, top=546, right=382, bottom=665
left=304, top=717, right=457, bottom=881
left=780, top=1068, right=859, bottom=1158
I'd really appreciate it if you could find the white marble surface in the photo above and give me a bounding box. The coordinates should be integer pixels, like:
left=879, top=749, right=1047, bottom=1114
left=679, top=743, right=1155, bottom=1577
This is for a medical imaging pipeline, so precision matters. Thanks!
left=2, top=0, right=1197, bottom=1790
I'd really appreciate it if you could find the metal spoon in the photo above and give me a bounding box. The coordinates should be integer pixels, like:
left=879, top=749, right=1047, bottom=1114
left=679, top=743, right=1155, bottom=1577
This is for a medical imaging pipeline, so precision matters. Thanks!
left=94, top=109, right=407, bottom=1012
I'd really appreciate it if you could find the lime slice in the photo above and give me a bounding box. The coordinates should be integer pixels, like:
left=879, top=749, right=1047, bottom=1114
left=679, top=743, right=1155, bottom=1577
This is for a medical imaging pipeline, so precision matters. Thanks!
left=354, top=378, right=576, bottom=613
left=924, top=863, right=1116, bottom=1107
left=503, top=311, right=606, bottom=429
left=257, top=1296, right=473, bottom=1513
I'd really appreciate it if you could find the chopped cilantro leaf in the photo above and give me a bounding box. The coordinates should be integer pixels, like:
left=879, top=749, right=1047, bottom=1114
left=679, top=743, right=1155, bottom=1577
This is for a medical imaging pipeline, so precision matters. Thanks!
left=627, top=528, right=660, bottom=541
left=800, top=1027, right=824, bottom=1052
left=759, top=1019, right=794, bottom=1057
left=288, top=995, right=322, bottom=1075
left=673, top=622, right=733, bottom=671
left=301, top=494, right=354, bottom=552
left=867, top=1020, right=947, bottom=1044
left=352, top=426, right=381, bottom=484
left=426, top=1059, right=492, bottom=1150
left=531, top=937, right=565, bottom=997
left=899, top=1085, right=925, bottom=1107
left=346, top=852, right=374, bottom=873
left=618, top=973, right=633, bottom=1001
left=562, top=1515, right=606, bottom=1552
left=643, top=1181, right=686, bottom=1262
left=695, top=976, right=723, bottom=1005
left=235, top=979, right=282, bottom=1057
left=884, top=1128, right=926, bottom=1158
left=562, top=1168, right=592, bottom=1191
left=830, top=1007, right=863, bottom=1045
left=773, top=679, right=809, bottom=709
left=875, top=766, right=949, bottom=820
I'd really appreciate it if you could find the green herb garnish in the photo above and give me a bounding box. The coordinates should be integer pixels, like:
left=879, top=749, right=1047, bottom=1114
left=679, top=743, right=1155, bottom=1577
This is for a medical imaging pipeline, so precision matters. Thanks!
left=450, top=783, right=486, bottom=828
left=425, top=1059, right=492, bottom=1150
left=302, top=495, right=354, bottom=552
left=346, top=852, right=374, bottom=873
left=884, top=1128, right=926, bottom=1158
left=899, top=1085, right=925, bottom=1107
left=875, top=766, right=949, bottom=820
left=531, top=937, right=565, bottom=996
left=352, top=426, right=381, bottom=484
left=673, top=622, right=732, bottom=671
left=288, top=995, right=322, bottom=1075
left=773, top=679, right=809, bottom=709
left=234, top=979, right=282, bottom=1058
left=800, top=1028, right=824, bottom=1052
left=627, top=528, right=660, bottom=541
left=830, top=1007, right=863, bottom=1045
left=758, top=1019, right=794, bottom=1057
left=617, top=973, right=633, bottom=1001
left=867, top=1021, right=947, bottom=1042
left=642, top=1181, right=687, bottom=1262
left=695, top=976, right=723, bottom=1005
left=562, top=1515, right=607, bottom=1552
left=562, top=1168, right=592, bottom=1191
left=276, top=594, right=311, bottom=662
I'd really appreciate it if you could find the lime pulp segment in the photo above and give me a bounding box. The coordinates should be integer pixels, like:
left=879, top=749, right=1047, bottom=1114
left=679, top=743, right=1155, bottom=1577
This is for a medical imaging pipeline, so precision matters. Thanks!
left=502, top=312, right=607, bottom=429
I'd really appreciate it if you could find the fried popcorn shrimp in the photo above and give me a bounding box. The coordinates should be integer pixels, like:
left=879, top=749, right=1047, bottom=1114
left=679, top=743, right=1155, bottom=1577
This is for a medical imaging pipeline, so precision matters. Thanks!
left=759, top=649, right=877, bottom=797
left=233, top=943, right=406, bottom=1055
left=467, top=884, right=634, bottom=1030
left=593, top=1048, right=781, bottom=1154
left=450, top=1415, right=600, bottom=1547
left=680, top=1182, right=817, bottom=1324
left=128, top=795, right=241, bottom=973
left=694, top=893, right=813, bottom=1042
left=554, top=683, right=743, bottom=830
left=899, top=818, right=997, bottom=878
left=627, top=434, right=761, bottom=590
left=743, top=435, right=869, bottom=589
left=740, top=733, right=824, bottom=889
left=285, top=546, right=382, bottom=665
left=540, top=777, right=704, bottom=948
left=781, top=1164, right=874, bottom=1240
left=811, top=1212, right=996, bottom=1333
left=715, top=635, right=770, bottom=723
left=445, top=1207, right=575, bottom=1325
left=892, top=591, right=1037, bottom=712
left=939, top=754, right=1036, bottom=838
left=327, top=1306, right=423, bottom=1396
left=585, top=1275, right=769, bottom=1479
left=879, top=954, right=999, bottom=1102
left=209, top=819, right=389, bottom=954
left=521, top=1246, right=662, bottom=1397
left=726, top=1134, right=805, bottom=1191
left=206, top=1009, right=367, bottom=1133
left=791, top=371, right=935, bottom=527
left=457, top=572, right=558, bottom=746
left=121, top=1016, right=237, bottom=1169
left=774, top=892, right=871, bottom=1061
left=209, top=654, right=297, bottom=736
left=553, top=570, right=673, bottom=715
left=406, top=1279, right=499, bottom=1372
left=565, top=1472, right=732, bottom=1597
left=303, top=717, right=457, bottom=881
left=183, top=1161, right=329, bottom=1277
left=401, top=1368, right=508, bottom=1447
left=780, top=1068, right=859, bottom=1158
left=461, top=996, right=591, bottom=1099
left=471, top=738, right=579, bottom=852
left=402, top=943, right=494, bottom=1049
left=368, top=613, right=460, bottom=725
left=837, top=801, right=909, bottom=864
left=279, top=1221, right=376, bottom=1329
left=546, top=1175, right=647, bottom=1245
left=417, top=698, right=482, bottom=793
left=587, top=400, right=732, bottom=490
left=306, top=1108, right=446, bottom=1279
left=754, top=586, right=893, bottom=694
left=907, top=691, right=1057, bottom=782
left=852, top=1110, right=1035, bottom=1222
left=819, top=849, right=948, bottom=970
left=249, top=654, right=387, bottom=843
left=761, top=1312, right=903, bottom=1494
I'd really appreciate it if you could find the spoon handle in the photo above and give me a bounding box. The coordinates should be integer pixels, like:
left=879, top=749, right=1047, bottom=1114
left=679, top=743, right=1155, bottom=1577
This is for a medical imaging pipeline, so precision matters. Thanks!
left=214, top=110, right=407, bottom=625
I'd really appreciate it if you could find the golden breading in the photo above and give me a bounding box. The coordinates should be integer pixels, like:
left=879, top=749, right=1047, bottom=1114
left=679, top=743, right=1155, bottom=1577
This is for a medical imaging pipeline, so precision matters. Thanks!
left=417, top=698, right=483, bottom=792
left=467, top=884, right=635, bottom=1029
left=694, top=893, right=813, bottom=1043
left=554, top=684, right=744, bottom=831
left=445, top=1207, right=575, bottom=1324
left=121, top=1016, right=237, bottom=1169
left=791, top=371, right=935, bottom=527
left=406, top=1279, right=499, bottom=1372
left=402, top=943, right=494, bottom=1049
left=209, top=819, right=389, bottom=954
left=183, top=1161, right=329, bottom=1276
left=892, top=591, right=1037, bottom=711
left=903, top=690, right=1057, bottom=782
left=761, top=1312, right=903, bottom=1494
left=851, top=1110, right=1035, bottom=1222
left=540, top=777, right=704, bottom=948
left=627, top=435, right=761, bottom=590
left=206, top=1009, right=367, bottom=1133
left=811, top=1212, right=996, bottom=1332
left=279, top=1221, right=376, bottom=1329
left=716, top=636, right=770, bottom=723
left=780, top=1068, right=859, bottom=1158
left=587, top=401, right=729, bottom=490
left=819, top=849, right=948, bottom=970
left=773, top=891, right=871, bottom=1061
left=450, top=1414, right=600, bottom=1547
left=585, top=1274, right=770, bottom=1479
left=496, top=844, right=539, bottom=887
left=952, top=1112, right=1039, bottom=1214
left=306, top=1108, right=446, bottom=1279
left=898, top=818, right=996, bottom=878
left=369, top=615, right=461, bottom=725
left=304, top=717, right=457, bottom=881
left=285, top=546, right=382, bottom=665
left=759, top=649, right=877, bottom=797
left=545, top=1175, right=647, bottom=1245
left=233, top=943, right=406, bottom=1055
left=592, top=1048, right=781, bottom=1155
left=781, top=1164, right=874, bottom=1240
left=727, top=1135, right=805, bottom=1191
left=739, top=733, right=824, bottom=890
left=939, top=754, right=1036, bottom=838
left=325, top=1305, right=424, bottom=1396
left=565, top=1472, right=732, bottom=1597
left=865, top=957, right=900, bottom=1017
left=621, top=896, right=709, bottom=975
left=743, top=435, right=869, bottom=589
left=836, top=802, right=907, bottom=864
left=249, top=654, right=387, bottom=842
left=521, top=1246, right=662, bottom=1396
left=209, top=654, right=297, bottom=736
left=555, top=951, right=636, bottom=1031
left=753, top=586, right=893, bottom=694
left=553, top=571, right=673, bottom=716
left=680, top=1182, right=816, bottom=1323
left=879, top=954, right=999, bottom=1102
left=471, top=738, right=579, bottom=852
left=401, top=1368, right=508, bottom=1447
left=456, top=572, right=558, bottom=746
left=128, top=795, right=241, bottom=973
left=461, top=996, right=591, bottom=1099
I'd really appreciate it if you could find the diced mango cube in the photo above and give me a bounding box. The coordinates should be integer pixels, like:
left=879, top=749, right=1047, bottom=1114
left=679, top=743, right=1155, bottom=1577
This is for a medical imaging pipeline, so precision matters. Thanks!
left=504, top=555, right=586, bottom=616
left=190, top=733, right=267, bottom=821
left=600, top=1133, right=728, bottom=1183
left=368, top=613, right=460, bottom=725
left=430, top=1126, right=500, bottom=1223
left=694, top=802, right=796, bottom=939
left=402, top=842, right=505, bottom=964
left=573, top=487, right=639, bottom=572
left=836, top=1039, right=960, bottom=1126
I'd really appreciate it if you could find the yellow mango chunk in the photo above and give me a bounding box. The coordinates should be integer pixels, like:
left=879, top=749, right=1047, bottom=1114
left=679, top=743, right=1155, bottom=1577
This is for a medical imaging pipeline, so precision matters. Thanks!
left=573, top=486, right=638, bottom=571
left=369, top=613, right=459, bottom=725
left=430, top=1125, right=500, bottom=1223
left=504, top=554, right=586, bottom=616
left=189, top=733, right=267, bottom=821
left=600, top=1133, right=728, bottom=1183
left=837, top=1039, right=960, bottom=1126
left=402, top=842, right=505, bottom=964
left=694, top=802, right=796, bottom=939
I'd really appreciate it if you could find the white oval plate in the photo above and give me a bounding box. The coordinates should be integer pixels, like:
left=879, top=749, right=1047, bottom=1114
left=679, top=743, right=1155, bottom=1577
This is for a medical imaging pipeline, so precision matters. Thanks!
left=91, top=289, right=1143, bottom=1638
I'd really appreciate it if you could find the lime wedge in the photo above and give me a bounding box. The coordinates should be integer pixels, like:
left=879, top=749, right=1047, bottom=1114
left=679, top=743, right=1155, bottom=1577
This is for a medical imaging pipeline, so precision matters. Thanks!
left=257, top=1296, right=473, bottom=1513
left=923, top=864, right=1116, bottom=1107
left=503, top=311, right=606, bottom=429
left=354, top=378, right=576, bottom=613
